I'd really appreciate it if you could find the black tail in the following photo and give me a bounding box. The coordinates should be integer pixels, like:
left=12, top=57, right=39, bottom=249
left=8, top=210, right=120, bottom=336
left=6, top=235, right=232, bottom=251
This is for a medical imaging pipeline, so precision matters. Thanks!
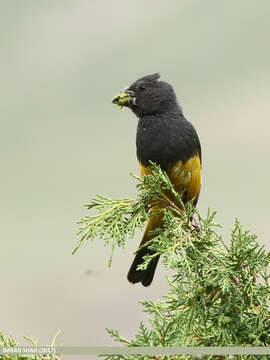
left=127, top=246, right=160, bottom=287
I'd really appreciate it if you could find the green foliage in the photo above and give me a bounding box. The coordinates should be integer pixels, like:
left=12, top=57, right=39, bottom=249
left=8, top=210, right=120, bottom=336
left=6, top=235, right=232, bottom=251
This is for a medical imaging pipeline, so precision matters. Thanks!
left=75, top=163, right=270, bottom=360
left=112, top=91, right=131, bottom=110
left=0, top=331, right=61, bottom=360
left=73, top=163, right=187, bottom=264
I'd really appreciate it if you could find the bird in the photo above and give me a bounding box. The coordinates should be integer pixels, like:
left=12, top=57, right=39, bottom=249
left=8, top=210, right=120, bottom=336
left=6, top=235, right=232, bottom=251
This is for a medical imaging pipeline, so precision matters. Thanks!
left=112, top=73, right=201, bottom=287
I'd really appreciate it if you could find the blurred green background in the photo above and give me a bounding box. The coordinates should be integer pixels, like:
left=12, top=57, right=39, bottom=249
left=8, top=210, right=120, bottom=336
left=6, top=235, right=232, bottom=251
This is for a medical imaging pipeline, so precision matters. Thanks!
left=1, top=0, right=270, bottom=354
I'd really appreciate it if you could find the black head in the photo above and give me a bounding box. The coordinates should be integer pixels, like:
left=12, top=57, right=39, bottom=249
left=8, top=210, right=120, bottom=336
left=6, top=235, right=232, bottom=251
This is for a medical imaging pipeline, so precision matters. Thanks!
left=112, top=73, right=179, bottom=117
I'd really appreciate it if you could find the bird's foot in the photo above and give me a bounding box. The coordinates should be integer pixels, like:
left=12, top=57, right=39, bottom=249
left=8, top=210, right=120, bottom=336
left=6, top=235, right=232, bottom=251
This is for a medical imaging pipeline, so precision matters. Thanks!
left=191, top=214, right=201, bottom=232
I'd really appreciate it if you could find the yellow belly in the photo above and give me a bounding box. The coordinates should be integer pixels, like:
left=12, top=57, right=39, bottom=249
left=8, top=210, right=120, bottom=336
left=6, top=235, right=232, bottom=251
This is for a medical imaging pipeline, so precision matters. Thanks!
left=139, top=154, right=201, bottom=203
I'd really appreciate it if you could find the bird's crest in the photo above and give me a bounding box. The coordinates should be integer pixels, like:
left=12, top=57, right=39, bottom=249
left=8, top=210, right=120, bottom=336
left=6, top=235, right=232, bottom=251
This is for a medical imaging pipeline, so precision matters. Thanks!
left=137, top=73, right=160, bottom=83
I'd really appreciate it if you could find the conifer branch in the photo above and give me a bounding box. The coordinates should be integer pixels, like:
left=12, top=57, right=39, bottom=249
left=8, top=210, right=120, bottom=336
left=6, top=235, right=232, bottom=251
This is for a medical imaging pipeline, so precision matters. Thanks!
left=74, top=163, right=270, bottom=360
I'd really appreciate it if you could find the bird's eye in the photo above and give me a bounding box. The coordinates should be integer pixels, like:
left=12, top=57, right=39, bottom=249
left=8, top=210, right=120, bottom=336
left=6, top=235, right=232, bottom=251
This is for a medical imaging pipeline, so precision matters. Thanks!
left=140, top=85, right=146, bottom=90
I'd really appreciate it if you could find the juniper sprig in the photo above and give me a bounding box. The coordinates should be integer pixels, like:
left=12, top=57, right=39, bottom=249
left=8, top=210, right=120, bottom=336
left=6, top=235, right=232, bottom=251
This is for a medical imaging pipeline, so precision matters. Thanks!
left=74, top=163, right=270, bottom=360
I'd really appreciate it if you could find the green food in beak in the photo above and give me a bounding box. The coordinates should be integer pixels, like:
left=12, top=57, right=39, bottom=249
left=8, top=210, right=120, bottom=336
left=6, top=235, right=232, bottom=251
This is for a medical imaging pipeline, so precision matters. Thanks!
left=112, top=90, right=136, bottom=109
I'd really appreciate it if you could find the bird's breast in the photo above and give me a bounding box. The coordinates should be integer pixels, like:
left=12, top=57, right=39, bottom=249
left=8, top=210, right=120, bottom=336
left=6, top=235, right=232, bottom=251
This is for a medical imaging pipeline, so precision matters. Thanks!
left=136, top=119, right=170, bottom=169
left=136, top=114, right=197, bottom=171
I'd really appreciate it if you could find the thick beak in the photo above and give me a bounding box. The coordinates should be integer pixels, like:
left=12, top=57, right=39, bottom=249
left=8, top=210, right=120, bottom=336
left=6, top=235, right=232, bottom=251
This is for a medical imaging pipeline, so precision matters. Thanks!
left=112, top=89, right=136, bottom=108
